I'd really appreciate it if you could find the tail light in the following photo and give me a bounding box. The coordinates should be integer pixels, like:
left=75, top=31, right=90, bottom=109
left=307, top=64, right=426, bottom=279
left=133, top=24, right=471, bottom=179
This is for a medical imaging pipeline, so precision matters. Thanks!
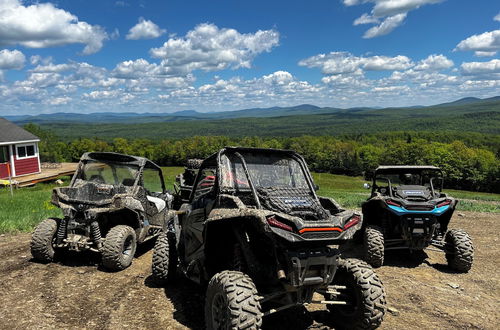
left=266, top=216, right=294, bottom=232
left=386, top=199, right=402, bottom=207
left=437, top=199, right=452, bottom=208
left=344, top=215, right=361, bottom=230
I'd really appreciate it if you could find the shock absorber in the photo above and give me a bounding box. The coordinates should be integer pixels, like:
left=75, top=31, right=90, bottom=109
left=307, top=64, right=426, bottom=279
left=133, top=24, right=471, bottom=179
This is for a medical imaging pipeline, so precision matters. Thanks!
left=90, top=221, right=103, bottom=249
left=56, top=218, right=67, bottom=244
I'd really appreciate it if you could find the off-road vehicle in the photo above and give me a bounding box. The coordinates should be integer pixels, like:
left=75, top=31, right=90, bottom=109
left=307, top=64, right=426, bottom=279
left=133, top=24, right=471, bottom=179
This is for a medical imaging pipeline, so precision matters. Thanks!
left=152, top=147, right=386, bottom=329
left=361, top=166, right=473, bottom=272
left=31, top=152, right=175, bottom=271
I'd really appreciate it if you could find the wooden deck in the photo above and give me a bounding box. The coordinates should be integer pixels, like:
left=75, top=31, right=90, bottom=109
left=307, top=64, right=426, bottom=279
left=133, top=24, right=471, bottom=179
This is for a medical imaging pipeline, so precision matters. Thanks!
left=10, top=163, right=78, bottom=187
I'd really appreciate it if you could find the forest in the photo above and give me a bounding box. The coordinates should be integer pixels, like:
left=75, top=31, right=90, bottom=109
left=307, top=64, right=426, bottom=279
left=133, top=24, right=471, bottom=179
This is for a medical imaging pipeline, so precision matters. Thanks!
left=25, top=124, right=499, bottom=193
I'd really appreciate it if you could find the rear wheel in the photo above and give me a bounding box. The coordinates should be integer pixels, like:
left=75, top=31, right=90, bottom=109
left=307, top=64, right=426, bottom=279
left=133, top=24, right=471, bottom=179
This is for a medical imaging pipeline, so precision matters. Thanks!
left=151, top=231, right=177, bottom=285
left=205, top=270, right=262, bottom=330
left=327, top=258, right=386, bottom=330
left=445, top=229, right=473, bottom=272
left=31, top=218, right=59, bottom=263
left=101, top=225, right=137, bottom=271
left=364, top=225, right=385, bottom=268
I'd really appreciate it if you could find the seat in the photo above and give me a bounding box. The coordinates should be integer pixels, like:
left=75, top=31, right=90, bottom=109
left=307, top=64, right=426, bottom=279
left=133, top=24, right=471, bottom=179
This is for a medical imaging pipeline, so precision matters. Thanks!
left=89, top=174, right=105, bottom=184
left=147, top=195, right=166, bottom=213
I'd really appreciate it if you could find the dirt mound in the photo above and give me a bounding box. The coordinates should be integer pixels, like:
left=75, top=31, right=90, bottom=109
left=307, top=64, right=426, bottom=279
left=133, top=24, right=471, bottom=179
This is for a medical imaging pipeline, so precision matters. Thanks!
left=0, top=212, right=498, bottom=329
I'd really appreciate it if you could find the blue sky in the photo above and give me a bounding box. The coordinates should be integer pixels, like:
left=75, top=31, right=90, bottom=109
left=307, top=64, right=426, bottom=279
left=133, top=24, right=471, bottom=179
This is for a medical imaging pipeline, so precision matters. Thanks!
left=0, top=0, right=499, bottom=115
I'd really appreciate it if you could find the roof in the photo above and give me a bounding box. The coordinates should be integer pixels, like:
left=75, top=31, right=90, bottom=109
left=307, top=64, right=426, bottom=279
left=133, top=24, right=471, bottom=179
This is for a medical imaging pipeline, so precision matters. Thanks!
left=0, top=118, right=40, bottom=144
left=375, top=165, right=441, bottom=172
left=80, top=152, right=161, bottom=171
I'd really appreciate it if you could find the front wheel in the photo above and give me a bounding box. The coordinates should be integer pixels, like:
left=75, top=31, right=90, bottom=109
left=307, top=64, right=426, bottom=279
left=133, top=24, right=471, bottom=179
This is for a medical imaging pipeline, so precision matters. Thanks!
left=101, top=225, right=137, bottom=271
left=445, top=229, right=473, bottom=272
left=364, top=225, right=385, bottom=268
left=151, top=231, right=177, bottom=285
left=205, top=270, right=262, bottom=330
left=31, top=218, right=59, bottom=263
left=327, top=258, right=386, bottom=330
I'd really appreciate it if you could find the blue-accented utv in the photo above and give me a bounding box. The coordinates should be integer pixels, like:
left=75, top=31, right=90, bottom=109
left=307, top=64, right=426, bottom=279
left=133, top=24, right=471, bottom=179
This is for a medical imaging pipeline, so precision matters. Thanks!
left=361, top=166, right=473, bottom=272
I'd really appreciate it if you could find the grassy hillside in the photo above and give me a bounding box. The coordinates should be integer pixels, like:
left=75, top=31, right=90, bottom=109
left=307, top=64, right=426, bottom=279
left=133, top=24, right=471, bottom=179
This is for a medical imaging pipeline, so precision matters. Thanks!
left=35, top=99, right=500, bottom=140
left=1, top=168, right=498, bottom=234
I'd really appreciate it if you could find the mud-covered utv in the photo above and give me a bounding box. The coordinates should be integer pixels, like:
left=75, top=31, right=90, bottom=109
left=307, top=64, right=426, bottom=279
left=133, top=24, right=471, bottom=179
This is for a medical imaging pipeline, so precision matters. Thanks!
left=31, top=152, right=175, bottom=271
left=361, top=166, right=473, bottom=272
left=152, top=147, right=386, bottom=329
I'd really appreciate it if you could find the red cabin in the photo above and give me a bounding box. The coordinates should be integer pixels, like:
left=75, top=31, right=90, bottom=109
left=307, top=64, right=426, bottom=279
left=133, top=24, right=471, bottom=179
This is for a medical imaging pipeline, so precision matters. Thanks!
left=0, top=118, right=41, bottom=180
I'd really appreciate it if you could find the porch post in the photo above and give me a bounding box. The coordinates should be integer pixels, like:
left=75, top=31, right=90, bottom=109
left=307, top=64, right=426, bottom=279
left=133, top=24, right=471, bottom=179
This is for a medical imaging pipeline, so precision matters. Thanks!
left=8, top=144, right=16, bottom=177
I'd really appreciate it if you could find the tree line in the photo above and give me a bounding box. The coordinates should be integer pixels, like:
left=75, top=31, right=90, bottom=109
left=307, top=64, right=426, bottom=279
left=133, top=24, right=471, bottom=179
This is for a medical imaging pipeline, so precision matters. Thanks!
left=25, top=124, right=499, bottom=193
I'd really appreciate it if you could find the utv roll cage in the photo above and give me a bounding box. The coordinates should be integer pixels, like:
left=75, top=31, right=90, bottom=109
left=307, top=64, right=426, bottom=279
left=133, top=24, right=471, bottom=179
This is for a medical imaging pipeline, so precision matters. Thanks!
left=371, top=165, right=444, bottom=199
left=71, top=152, right=166, bottom=193
left=188, top=147, right=319, bottom=206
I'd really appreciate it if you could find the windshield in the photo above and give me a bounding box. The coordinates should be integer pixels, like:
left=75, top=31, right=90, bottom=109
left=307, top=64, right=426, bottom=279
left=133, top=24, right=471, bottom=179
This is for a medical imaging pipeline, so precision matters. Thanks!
left=374, top=170, right=442, bottom=189
left=220, top=152, right=310, bottom=191
left=78, top=160, right=139, bottom=186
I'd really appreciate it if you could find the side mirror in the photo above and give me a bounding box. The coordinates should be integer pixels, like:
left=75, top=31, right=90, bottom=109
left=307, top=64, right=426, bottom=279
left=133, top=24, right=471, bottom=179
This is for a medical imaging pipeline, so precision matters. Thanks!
left=363, top=183, right=371, bottom=189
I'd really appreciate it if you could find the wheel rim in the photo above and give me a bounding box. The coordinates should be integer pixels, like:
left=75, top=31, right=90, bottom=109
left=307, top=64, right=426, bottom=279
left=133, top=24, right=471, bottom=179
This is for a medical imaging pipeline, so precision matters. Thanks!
left=211, top=292, right=228, bottom=329
left=122, top=235, right=134, bottom=257
left=334, top=278, right=360, bottom=317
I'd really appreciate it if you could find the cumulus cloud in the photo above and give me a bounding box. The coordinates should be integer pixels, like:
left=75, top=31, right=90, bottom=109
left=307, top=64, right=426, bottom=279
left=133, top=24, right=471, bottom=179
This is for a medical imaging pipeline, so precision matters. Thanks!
left=0, top=49, right=25, bottom=69
left=45, top=96, right=71, bottom=105
left=126, top=17, right=166, bottom=40
left=495, top=12, right=500, bottom=22
left=298, top=52, right=413, bottom=75
left=460, top=59, right=500, bottom=76
left=83, top=90, right=120, bottom=100
left=150, top=23, right=279, bottom=75
left=345, top=0, right=444, bottom=38
left=112, top=58, right=159, bottom=78
left=455, top=30, right=500, bottom=57
left=414, top=54, right=453, bottom=71
left=0, top=0, right=108, bottom=54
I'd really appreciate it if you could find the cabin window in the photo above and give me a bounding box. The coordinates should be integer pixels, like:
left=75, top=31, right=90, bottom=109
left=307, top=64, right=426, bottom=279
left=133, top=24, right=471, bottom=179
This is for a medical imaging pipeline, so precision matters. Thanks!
left=16, top=144, right=37, bottom=159
left=0, top=146, right=8, bottom=163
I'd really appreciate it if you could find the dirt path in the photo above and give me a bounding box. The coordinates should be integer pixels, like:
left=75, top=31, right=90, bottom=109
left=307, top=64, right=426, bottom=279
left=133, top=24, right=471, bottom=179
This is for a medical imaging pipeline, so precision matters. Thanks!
left=0, top=212, right=498, bottom=329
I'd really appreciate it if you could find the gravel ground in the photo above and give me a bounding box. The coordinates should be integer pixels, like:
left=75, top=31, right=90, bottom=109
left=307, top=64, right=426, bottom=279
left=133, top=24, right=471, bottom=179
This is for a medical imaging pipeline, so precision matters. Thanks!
left=0, top=211, right=498, bottom=329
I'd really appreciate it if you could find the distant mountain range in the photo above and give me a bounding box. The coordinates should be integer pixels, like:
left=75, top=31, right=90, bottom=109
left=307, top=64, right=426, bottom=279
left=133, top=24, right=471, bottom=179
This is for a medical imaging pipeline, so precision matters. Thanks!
left=4, top=95, right=500, bottom=126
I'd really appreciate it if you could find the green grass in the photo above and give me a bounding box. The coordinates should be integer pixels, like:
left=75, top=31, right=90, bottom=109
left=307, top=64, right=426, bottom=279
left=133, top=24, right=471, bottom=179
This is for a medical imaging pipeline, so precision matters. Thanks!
left=0, top=168, right=497, bottom=234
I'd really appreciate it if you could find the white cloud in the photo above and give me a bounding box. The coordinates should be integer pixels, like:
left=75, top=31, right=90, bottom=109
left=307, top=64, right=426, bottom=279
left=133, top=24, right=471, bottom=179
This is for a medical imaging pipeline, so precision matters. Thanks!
left=83, top=90, right=120, bottom=100
left=363, top=13, right=407, bottom=38
left=414, top=54, right=453, bottom=71
left=0, top=0, right=108, bottom=54
left=0, top=49, right=25, bottom=69
left=474, top=51, right=497, bottom=57
left=32, top=63, right=73, bottom=73
left=354, top=13, right=380, bottom=25
left=299, top=52, right=413, bottom=75
left=455, top=30, right=500, bottom=57
left=126, top=17, right=166, bottom=40
left=494, top=12, right=500, bottom=22
left=460, top=59, right=500, bottom=76
left=372, top=85, right=410, bottom=93
left=262, top=71, right=294, bottom=85
left=45, top=96, right=71, bottom=105
left=345, top=0, right=444, bottom=38
left=150, top=23, right=279, bottom=75
left=112, top=58, right=159, bottom=79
